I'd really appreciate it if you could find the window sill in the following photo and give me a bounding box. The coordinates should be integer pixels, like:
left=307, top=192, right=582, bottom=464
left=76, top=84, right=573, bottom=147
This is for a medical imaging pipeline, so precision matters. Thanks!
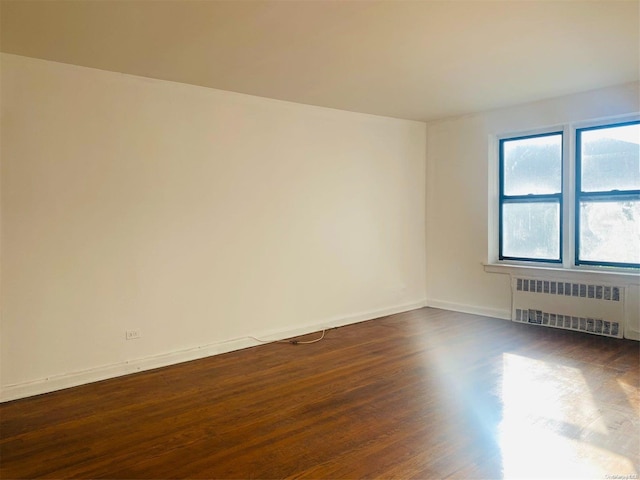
left=483, top=263, right=640, bottom=286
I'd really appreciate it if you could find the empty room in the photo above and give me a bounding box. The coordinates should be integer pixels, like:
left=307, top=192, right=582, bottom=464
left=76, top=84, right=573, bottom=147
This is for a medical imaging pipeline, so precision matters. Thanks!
left=1, top=0, right=639, bottom=478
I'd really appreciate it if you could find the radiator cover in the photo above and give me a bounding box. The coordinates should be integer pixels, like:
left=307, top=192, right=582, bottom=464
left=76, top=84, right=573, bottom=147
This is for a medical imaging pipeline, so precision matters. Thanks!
left=512, top=277, right=624, bottom=338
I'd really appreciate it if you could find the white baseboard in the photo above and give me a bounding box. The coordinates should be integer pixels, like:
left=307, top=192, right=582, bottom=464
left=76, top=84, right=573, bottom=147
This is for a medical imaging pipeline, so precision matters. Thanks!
left=0, top=300, right=426, bottom=403
left=426, top=299, right=511, bottom=320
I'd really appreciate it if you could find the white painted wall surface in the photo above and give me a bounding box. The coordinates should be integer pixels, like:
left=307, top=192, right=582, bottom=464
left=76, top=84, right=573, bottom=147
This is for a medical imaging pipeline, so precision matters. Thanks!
left=426, top=83, right=640, bottom=325
left=0, top=54, right=426, bottom=400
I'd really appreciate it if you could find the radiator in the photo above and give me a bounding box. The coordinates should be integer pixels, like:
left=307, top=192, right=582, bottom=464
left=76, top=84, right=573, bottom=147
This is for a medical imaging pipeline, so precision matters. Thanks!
left=511, top=277, right=625, bottom=338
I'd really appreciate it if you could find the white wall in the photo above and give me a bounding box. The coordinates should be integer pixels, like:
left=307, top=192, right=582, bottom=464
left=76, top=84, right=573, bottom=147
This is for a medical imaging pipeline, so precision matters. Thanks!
left=0, top=54, right=427, bottom=400
left=425, top=82, right=640, bottom=324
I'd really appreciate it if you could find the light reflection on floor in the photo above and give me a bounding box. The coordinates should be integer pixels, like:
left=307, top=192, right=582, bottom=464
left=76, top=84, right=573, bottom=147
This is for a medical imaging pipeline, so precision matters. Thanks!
left=498, top=353, right=637, bottom=478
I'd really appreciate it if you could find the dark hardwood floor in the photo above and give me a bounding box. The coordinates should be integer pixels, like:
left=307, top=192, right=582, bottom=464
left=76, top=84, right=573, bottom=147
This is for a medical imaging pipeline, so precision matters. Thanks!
left=1, top=308, right=638, bottom=479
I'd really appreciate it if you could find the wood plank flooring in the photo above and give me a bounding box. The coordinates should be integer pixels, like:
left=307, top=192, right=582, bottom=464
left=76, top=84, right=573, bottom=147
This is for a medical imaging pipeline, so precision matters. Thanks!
left=1, top=307, right=638, bottom=479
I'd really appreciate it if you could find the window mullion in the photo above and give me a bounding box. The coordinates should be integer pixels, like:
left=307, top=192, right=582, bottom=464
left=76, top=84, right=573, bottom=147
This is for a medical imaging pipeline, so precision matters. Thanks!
left=563, top=124, right=574, bottom=269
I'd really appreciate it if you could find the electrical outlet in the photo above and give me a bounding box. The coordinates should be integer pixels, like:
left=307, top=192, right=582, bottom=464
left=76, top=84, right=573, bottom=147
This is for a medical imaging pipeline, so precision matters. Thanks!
left=125, top=329, right=141, bottom=340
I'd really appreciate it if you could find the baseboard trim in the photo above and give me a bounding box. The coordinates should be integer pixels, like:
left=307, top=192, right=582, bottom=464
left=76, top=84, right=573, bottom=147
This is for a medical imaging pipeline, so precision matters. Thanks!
left=426, top=299, right=511, bottom=321
left=0, top=300, right=427, bottom=403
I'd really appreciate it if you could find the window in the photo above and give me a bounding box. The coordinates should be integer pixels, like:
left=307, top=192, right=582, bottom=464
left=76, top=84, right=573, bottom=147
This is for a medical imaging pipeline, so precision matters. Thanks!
left=499, top=132, right=563, bottom=263
left=576, top=122, right=640, bottom=268
left=498, top=120, right=639, bottom=270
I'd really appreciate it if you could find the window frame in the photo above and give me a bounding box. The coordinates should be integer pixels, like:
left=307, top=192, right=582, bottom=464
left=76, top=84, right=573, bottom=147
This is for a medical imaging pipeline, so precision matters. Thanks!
left=493, top=115, right=640, bottom=273
left=575, top=120, right=640, bottom=269
left=498, top=131, right=564, bottom=264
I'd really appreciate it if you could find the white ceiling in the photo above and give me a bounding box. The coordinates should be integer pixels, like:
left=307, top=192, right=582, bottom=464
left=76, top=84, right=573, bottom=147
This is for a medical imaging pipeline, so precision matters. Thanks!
left=1, top=0, right=638, bottom=122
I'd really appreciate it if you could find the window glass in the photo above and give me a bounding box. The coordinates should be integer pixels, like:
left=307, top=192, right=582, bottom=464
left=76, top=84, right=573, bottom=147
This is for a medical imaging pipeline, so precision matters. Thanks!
left=503, top=134, right=562, bottom=196
left=580, top=124, right=640, bottom=192
left=502, top=202, right=560, bottom=260
left=579, top=199, right=640, bottom=264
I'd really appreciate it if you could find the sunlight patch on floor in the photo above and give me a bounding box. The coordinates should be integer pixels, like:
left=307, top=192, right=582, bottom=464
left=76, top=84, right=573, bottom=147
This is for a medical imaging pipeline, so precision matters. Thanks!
left=498, top=353, right=637, bottom=478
